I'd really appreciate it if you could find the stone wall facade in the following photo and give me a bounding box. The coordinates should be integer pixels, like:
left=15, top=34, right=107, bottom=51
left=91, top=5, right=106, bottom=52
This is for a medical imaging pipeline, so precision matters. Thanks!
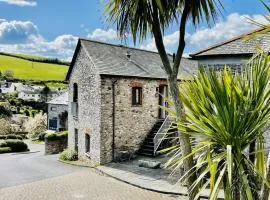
left=68, top=45, right=102, bottom=165
left=100, top=77, right=165, bottom=163
left=45, top=137, right=67, bottom=155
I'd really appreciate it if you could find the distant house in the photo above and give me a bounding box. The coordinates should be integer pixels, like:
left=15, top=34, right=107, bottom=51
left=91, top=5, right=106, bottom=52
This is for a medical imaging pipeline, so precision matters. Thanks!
left=0, top=82, right=30, bottom=94
left=0, top=81, right=13, bottom=94
left=18, top=85, right=61, bottom=102
left=17, top=84, right=41, bottom=101
left=47, top=92, right=68, bottom=131
left=190, top=28, right=270, bottom=68
left=66, top=39, right=197, bottom=164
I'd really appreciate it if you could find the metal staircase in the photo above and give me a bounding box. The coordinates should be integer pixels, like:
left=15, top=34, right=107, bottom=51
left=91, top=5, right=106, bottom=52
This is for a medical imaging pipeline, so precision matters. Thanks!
left=137, top=116, right=175, bottom=157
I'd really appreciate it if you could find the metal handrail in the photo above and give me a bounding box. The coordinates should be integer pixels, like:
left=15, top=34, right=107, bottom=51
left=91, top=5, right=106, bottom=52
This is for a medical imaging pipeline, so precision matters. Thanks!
left=153, top=115, right=172, bottom=155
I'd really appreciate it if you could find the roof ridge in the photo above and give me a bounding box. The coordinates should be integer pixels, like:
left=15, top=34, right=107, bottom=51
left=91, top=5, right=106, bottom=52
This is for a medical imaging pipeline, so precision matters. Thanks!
left=79, top=38, right=174, bottom=57
left=190, top=27, right=266, bottom=57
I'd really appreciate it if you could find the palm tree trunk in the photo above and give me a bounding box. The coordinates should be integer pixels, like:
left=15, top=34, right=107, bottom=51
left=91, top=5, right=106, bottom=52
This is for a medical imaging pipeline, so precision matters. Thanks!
left=261, top=153, right=270, bottom=200
left=168, top=75, right=197, bottom=199
left=151, top=3, right=197, bottom=199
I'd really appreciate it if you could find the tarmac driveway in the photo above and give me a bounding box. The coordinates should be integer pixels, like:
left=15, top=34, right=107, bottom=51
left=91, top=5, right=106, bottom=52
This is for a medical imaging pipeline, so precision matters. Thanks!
left=0, top=142, right=81, bottom=188
left=0, top=142, right=183, bottom=200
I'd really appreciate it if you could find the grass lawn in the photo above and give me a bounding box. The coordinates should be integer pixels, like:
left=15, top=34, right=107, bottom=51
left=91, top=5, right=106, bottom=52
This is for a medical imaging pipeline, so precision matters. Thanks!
left=0, top=54, right=69, bottom=81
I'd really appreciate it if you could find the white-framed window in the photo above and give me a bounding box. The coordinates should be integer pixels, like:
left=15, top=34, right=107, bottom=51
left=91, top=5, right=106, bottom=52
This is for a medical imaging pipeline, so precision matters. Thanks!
left=51, top=106, right=57, bottom=111
left=132, top=87, right=142, bottom=105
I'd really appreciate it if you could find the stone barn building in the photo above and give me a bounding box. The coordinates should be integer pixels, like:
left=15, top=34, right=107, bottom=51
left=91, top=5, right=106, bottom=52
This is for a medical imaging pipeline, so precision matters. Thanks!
left=66, top=39, right=197, bottom=165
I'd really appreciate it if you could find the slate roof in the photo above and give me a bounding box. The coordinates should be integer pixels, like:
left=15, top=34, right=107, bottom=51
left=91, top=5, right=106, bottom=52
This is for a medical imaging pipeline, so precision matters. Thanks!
left=190, top=28, right=270, bottom=58
left=47, top=92, right=68, bottom=105
left=66, top=39, right=198, bottom=80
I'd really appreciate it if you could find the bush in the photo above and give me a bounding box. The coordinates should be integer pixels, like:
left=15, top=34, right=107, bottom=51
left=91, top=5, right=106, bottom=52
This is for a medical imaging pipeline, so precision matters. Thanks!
left=24, top=113, right=47, bottom=139
left=0, top=139, right=28, bottom=152
left=59, top=148, right=78, bottom=161
left=0, top=105, right=12, bottom=117
left=0, top=147, right=11, bottom=154
left=0, top=118, right=12, bottom=134
left=0, top=134, right=23, bottom=140
left=24, top=110, right=30, bottom=116
left=38, top=132, right=47, bottom=141
left=45, top=131, right=68, bottom=141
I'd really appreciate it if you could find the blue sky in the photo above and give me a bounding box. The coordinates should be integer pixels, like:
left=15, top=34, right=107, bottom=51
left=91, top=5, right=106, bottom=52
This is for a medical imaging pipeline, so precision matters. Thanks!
left=0, top=0, right=268, bottom=60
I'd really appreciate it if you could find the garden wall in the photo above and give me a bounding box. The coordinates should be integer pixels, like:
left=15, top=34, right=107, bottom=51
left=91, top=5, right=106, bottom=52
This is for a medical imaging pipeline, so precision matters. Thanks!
left=45, top=137, right=67, bottom=155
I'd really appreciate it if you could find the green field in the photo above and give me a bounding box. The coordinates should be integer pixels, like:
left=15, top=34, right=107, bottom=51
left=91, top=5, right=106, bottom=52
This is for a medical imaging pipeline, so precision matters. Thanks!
left=0, top=54, right=69, bottom=81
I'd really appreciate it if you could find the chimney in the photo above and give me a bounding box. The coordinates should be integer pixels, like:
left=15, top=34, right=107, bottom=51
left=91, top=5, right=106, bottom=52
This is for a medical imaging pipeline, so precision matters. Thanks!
left=126, top=51, right=131, bottom=60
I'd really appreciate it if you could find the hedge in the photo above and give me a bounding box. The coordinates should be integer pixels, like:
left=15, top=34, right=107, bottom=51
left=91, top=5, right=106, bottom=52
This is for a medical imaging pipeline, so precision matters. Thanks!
left=0, top=134, right=23, bottom=140
left=59, top=148, right=78, bottom=161
left=0, top=139, right=28, bottom=152
left=0, top=147, right=12, bottom=154
left=45, top=131, right=68, bottom=141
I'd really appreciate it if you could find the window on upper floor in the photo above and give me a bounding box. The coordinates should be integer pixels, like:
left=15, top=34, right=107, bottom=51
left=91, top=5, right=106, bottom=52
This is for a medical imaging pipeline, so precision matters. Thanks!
left=73, top=83, right=78, bottom=102
left=132, top=87, right=142, bottom=106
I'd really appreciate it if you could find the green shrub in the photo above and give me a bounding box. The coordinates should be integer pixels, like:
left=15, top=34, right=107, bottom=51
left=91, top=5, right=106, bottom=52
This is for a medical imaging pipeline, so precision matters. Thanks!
left=45, top=131, right=68, bottom=141
left=0, top=139, right=28, bottom=152
left=59, top=148, right=78, bottom=161
left=0, top=147, right=11, bottom=154
left=0, top=134, right=23, bottom=140
left=38, top=132, right=47, bottom=141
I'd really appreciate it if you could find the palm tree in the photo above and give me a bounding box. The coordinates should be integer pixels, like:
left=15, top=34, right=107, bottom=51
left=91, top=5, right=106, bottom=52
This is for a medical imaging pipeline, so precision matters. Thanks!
left=105, top=1, right=223, bottom=198
left=164, top=53, right=270, bottom=199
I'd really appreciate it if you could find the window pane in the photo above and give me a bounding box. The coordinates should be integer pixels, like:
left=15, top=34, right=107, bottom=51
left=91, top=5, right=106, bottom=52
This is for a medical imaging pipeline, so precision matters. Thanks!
left=132, top=87, right=142, bottom=105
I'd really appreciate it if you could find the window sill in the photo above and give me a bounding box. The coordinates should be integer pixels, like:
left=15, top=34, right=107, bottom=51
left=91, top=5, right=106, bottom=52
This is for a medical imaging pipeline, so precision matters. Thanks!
left=131, top=104, right=142, bottom=107
left=85, top=152, right=91, bottom=158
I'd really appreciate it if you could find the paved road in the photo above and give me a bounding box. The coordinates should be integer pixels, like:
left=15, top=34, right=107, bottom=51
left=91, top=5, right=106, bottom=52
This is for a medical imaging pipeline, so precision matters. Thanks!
left=0, top=142, right=186, bottom=200
left=0, top=170, right=183, bottom=200
left=0, top=143, right=81, bottom=188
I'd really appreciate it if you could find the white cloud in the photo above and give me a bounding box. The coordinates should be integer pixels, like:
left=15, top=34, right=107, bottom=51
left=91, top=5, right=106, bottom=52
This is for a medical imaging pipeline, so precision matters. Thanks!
left=141, top=13, right=268, bottom=54
left=0, top=19, right=78, bottom=61
left=0, top=19, right=40, bottom=44
left=0, top=0, right=36, bottom=7
left=189, top=13, right=268, bottom=50
left=87, top=28, right=118, bottom=42
left=141, top=31, right=190, bottom=53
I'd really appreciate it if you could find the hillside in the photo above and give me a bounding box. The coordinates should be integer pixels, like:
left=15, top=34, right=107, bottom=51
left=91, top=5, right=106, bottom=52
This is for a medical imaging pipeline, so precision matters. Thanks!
left=0, top=53, right=69, bottom=81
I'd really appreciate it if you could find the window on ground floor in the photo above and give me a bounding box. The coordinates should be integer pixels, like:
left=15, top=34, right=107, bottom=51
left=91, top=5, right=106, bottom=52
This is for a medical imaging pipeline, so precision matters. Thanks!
left=85, top=134, right=90, bottom=154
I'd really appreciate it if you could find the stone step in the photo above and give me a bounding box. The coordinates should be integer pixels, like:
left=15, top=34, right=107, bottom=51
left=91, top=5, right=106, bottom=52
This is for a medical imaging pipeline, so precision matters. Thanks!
left=141, top=144, right=154, bottom=149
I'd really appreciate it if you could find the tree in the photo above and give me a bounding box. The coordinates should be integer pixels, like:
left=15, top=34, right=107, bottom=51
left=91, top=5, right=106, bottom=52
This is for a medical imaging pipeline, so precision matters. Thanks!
left=0, top=117, right=11, bottom=134
left=24, top=113, right=47, bottom=139
left=41, top=86, right=51, bottom=102
left=2, top=70, right=14, bottom=80
left=164, top=53, right=270, bottom=199
left=0, top=104, right=12, bottom=117
left=105, top=0, right=223, bottom=198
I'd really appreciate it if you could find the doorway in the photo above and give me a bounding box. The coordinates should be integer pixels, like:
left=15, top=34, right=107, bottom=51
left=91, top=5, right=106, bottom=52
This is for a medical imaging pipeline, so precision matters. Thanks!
left=158, top=85, right=168, bottom=119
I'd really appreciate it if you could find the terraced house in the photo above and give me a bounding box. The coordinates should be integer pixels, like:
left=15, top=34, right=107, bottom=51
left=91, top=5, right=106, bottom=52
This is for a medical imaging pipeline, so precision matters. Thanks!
left=66, top=39, right=197, bottom=165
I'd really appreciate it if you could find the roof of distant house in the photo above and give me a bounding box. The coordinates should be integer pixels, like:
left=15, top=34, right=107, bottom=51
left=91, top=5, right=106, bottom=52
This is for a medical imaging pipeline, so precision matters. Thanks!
left=66, top=39, right=198, bottom=80
left=190, top=28, right=270, bottom=58
left=47, top=92, right=68, bottom=105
